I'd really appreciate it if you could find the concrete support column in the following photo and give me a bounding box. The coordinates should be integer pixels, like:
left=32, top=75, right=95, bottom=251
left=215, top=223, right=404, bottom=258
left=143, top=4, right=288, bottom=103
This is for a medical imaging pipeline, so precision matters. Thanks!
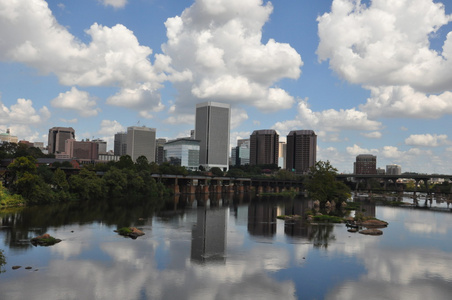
left=173, top=184, right=180, bottom=195
left=257, top=186, right=263, bottom=194
left=186, top=185, right=196, bottom=194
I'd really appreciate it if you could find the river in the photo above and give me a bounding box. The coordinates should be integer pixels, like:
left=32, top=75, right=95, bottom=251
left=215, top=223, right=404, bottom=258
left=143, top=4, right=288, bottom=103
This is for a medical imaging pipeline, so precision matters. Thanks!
left=1, top=193, right=452, bottom=300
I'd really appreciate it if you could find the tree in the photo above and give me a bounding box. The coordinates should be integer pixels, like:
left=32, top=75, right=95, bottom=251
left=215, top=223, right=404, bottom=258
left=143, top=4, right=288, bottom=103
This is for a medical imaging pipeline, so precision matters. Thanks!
left=116, top=155, right=135, bottom=170
left=0, top=249, right=6, bottom=273
left=304, top=161, right=351, bottom=203
left=53, top=168, right=69, bottom=191
left=135, top=155, right=150, bottom=172
left=102, top=167, right=128, bottom=197
left=274, top=169, right=299, bottom=180
left=69, top=168, right=104, bottom=201
left=210, top=167, right=223, bottom=177
left=7, top=156, right=37, bottom=180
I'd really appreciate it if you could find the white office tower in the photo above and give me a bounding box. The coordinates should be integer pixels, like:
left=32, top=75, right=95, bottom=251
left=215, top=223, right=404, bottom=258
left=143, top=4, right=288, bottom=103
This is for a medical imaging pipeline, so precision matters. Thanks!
left=126, top=126, right=156, bottom=162
left=195, top=102, right=230, bottom=171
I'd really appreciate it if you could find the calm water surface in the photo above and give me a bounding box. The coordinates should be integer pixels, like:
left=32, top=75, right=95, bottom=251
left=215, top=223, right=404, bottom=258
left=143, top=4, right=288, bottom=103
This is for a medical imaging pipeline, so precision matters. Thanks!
left=1, top=194, right=452, bottom=300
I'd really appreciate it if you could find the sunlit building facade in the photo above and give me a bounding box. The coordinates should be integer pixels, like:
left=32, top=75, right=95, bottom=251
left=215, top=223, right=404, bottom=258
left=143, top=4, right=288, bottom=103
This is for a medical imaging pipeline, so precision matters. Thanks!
left=195, top=102, right=230, bottom=171
left=164, top=138, right=200, bottom=171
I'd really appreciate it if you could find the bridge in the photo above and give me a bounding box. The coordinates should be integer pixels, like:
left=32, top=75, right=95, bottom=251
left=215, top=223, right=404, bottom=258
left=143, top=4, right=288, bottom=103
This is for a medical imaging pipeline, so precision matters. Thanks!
left=150, top=174, right=303, bottom=194
left=336, top=173, right=452, bottom=193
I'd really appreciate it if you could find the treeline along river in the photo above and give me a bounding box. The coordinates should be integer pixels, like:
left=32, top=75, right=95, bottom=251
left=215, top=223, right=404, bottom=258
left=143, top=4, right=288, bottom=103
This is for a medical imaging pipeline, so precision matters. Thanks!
left=1, top=193, right=452, bottom=299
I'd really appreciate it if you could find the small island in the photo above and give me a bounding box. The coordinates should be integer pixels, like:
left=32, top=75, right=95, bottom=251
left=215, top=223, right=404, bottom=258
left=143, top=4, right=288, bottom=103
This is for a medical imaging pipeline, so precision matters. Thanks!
left=30, top=233, right=62, bottom=246
left=115, top=227, right=145, bottom=239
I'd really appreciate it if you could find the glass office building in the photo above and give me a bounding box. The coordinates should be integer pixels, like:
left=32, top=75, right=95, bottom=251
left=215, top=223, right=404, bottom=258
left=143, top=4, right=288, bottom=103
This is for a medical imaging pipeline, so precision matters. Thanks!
left=164, top=138, right=200, bottom=171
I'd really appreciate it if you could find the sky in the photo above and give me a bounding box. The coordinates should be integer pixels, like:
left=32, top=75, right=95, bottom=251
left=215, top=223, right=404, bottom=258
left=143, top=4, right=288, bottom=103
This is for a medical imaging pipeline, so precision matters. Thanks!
left=1, top=0, right=452, bottom=174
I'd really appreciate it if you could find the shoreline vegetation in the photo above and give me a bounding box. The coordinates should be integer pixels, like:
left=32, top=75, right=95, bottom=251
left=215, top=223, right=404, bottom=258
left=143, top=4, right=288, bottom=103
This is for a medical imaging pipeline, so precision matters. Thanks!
left=1, top=155, right=177, bottom=208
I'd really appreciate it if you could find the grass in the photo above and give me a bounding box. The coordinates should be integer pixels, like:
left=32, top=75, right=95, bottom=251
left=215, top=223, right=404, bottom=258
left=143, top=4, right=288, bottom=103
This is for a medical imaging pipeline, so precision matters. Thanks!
left=312, top=215, right=344, bottom=223
left=117, top=227, right=133, bottom=236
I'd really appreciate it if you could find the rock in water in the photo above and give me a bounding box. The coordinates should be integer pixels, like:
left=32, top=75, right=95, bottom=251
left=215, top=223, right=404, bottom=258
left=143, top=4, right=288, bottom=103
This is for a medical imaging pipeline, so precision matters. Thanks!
left=359, top=229, right=383, bottom=235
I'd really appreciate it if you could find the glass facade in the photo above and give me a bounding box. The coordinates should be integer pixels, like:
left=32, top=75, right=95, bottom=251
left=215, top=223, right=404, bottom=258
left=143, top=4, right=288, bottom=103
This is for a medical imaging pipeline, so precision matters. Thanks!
left=164, top=139, right=200, bottom=171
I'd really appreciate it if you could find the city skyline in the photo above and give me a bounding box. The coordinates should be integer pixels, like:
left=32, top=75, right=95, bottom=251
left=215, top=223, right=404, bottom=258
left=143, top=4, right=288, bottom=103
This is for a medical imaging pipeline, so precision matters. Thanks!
left=1, top=0, right=452, bottom=174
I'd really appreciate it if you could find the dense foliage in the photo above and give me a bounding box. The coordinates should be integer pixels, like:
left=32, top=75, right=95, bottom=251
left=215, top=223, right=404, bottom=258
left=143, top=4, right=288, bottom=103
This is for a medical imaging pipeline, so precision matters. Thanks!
left=2, top=155, right=173, bottom=206
left=304, top=160, right=351, bottom=203
left=0, top=249, right=5, bottom=273
left=0, top=142, right=53, bottom=160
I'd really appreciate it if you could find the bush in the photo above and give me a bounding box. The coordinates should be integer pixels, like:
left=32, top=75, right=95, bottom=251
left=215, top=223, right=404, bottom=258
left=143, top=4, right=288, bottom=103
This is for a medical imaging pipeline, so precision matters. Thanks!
left=312, top=215, right=344, bottom=223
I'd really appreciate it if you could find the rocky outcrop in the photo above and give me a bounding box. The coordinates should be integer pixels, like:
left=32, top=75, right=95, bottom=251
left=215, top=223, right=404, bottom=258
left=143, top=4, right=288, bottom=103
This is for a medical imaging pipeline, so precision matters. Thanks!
left=115, top=227, right=145, bottom=239
left=30, top=234, right=62, bottom=246
left=359, top=229, right=383, bottom=235
left=359, top=219, right=388, bottom=228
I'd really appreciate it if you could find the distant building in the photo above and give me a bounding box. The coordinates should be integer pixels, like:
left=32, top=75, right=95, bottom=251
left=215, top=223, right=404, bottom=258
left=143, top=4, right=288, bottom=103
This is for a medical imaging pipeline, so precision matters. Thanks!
left=195, top=102, right=230, bottom=171
left=92, top=139, right=107, bottom=155
left=19, top=140, right=33, bottom=147
left=0, top=129, right=18, bottom=143
left=377, top=167, right=386, bottom=175
left=232, top=139, right=250, bottom=166
left=155, top=138, right=167, bottom=165
left=278, top=142, right=286, bottom=169
left=249, top=130, right=279, bottom=166
left=386, top=164, right=402, bottom=175
left=98, top=154, right=121, bottom=162
left=33, top=142, right=44, bottom=150
left=355, top=154, right=377, bottom=175
left=114, top=132, right=127, bottom=156
left=164, top=138, right=200, bottom=171
left=57, top=139, right=98, bottom=160
left=48, top=127, right=75, bottom=154
left=126, top=126, right=156, bottom=162
left=286, top=130, right=317, bottom=174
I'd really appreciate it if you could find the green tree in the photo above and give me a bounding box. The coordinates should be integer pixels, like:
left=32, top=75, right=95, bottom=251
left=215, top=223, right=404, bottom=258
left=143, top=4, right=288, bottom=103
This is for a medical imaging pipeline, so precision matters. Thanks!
left=53, top=168, right=69, bottom=191
left=226, top=168, right=246, bottom=178
left=135, top=155, right=150, bottom=172
left=8, top=156, right=37, bottom=180
left=102, top=167, right=128, bottom=197
left=116, top=155, right=135, bottom=170
left=69, top=168, right=104, bottom=201
left=0, top=249, right=6, bottom=273
left=304, top=160, right=351, bottom=203
left=37, top=164, right=54, bottom=184
left=210, top=167, right=224, bottom=177
left=274, top=169, right=299, bottom=180
left=14, top=172, right=54, bottom=204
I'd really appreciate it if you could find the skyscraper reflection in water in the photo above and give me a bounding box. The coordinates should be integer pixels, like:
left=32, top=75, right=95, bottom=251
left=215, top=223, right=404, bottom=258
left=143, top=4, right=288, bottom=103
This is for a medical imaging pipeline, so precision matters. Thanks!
left=191, top=205, right=228, bottom=264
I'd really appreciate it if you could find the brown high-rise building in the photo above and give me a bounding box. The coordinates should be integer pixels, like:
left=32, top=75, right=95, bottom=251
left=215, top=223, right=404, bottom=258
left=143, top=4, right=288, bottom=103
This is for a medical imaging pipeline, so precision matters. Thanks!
left=48, top=127, right=75, bottom=154
left=249, top=130, right=279, bottom=166
left=286, top=130, right=317, bottom=174
left=354, top=154, right=377, bottom=174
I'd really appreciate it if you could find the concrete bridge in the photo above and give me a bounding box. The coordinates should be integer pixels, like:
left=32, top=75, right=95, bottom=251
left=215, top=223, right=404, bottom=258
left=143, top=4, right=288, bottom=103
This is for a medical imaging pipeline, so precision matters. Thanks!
left=336, top=173, right=452, bottom=194
left=150, top=174, right=303, bottom=194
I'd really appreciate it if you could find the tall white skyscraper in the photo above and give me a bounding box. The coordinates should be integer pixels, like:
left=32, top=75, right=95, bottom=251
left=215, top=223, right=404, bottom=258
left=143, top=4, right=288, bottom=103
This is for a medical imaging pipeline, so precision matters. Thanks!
left=126, top=126, right=156, bottom=162
left=195, top=102, right=230, bottom=171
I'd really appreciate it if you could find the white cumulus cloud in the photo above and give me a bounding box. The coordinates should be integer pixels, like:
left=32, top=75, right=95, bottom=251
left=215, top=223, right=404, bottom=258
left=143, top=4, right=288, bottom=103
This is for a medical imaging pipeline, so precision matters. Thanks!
left=51, top=87, right=100, bottom=117
left=0, top=98, right=50, bottom=125
left=405, top=134, right=450, bottom=147
left=317, top=0, right=452, bottom=119
left=98, top=0, right=128, bottom=9
left=273, top=99, right=382, bottom=136
left=0, top=0, right=165, bottom=115
left=161, top=0, right=302, bottom=116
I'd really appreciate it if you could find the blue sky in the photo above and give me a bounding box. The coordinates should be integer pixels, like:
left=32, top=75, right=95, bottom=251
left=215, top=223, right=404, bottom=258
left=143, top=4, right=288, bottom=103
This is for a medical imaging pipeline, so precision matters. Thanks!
left=1, top=0, right=452, bottom=174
